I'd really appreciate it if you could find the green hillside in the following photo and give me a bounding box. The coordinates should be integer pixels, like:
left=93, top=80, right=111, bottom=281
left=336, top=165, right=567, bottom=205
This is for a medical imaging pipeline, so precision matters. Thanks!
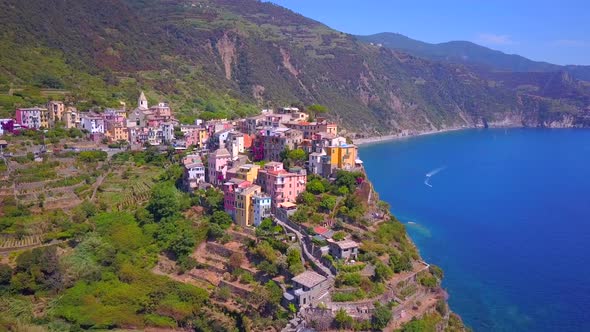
left=0, top=0, right=589, bottom=133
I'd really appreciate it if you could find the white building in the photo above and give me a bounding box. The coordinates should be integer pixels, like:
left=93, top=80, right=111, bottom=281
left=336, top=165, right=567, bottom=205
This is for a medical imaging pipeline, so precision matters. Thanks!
left=308, top=150, right=327, bottom=175
left=0, top=119, right=11, bottom=136
left=184, top=161, right=206, bottom=191
left=80, top=113, right=105, bottom=134
left=252, top=193, right=272, bottom=226
left=138, top=91, right=148, bottom=110
left=226, top=132, right=244, bottom=161
left=161, top=122, right=175, bottom=143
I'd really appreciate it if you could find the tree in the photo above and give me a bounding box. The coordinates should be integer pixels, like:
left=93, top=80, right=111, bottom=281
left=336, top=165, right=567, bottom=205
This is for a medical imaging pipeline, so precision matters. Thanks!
left=319, top=195, right=337, bottom=212
left=257, top=261, right=278, bottom=276
left=211, top=211, right=233, bottom=229
left=264, top=280, right=283, bottom=306
left=0, top=264, right=12, bottom=286
left=335, top=170, right=364, bottom=192
left=228, top=252, right=245, bottom=272
left=197, top=188, right=224, bottom=213
left=286, top=248, right=304, bottom=276
left=169, top=228, right=197, bottom=258
left=334, top=308, right=353, bottom=329
left=308, top=104, right=328, bottom=115
left=306, top=179, right=325, bottom=194
left=332, top=231, right=346, bottom=241
left=374, top=261, right=393, bottom=282
left=287, top=149, right=306, bottom=165
left=298, top=191, right=316, bottom=205
left=12, top=246, right=63, bottom=294
left=147, top=183, right=182, bottom=221
left=371, top=302, right=392, bottom=329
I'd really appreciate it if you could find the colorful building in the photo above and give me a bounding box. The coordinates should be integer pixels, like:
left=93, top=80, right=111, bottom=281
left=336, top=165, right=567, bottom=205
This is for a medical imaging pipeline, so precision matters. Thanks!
left=326, top=143, right=358, bottom=170
left=258, top=127, right=303, bottom=162
left=227, top=164, right=260, bottom=183
left=105, top=121, right=129, bottom=142
left=80, top=112, right=105, bottom=134
left=15, top=107, right=49, bottom=129
left=235, top=184, right=262, bottom=227
left=181, top=125, right=209, bottom=148
left=226, top=132, right=244, bottom=161
left=64, top=107, right=80, bottom=129
left=183, top=155, right=206, bottom=192
left=252, top=193, right=272, bottom=226
left=256, top=162, right=307, bottom=211
left=47, top=101, right=65, bottom=124
left=223, top=178, right=250, bottom=217
left=208, top=148, right=231, bottom=186
left=283, top=119, right=338, bottom=139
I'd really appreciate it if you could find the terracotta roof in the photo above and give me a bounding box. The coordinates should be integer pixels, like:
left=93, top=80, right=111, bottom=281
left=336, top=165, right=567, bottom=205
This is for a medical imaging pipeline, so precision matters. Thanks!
left=313, top=226, right=329, bottom=235
left=279, top=202, right=297, bottom=208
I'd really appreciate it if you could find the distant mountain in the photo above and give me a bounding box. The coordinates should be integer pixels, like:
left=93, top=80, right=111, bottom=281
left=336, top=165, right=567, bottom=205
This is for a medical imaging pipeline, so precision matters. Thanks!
left=0, top=0, right=589, bottom=134
left=357, top=33, right=590, bottom=81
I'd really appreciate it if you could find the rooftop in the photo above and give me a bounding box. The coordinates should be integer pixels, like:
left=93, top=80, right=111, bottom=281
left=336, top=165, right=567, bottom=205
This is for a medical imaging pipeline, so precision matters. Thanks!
left=313, top=226, right=329, bottom=235
left=184, top=162, right=204, bottom=168
left=329, top=239, right=359, bottom=250
left=279, top=202, right=297, bottom=209
left=211, top=148, right=230, bottom=157
left=291, top=270, right=327, bottom=289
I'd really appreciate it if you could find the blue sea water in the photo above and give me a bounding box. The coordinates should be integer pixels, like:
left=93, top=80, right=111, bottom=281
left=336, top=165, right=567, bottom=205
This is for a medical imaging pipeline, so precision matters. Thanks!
left=360, top=128, right=590, bottom=332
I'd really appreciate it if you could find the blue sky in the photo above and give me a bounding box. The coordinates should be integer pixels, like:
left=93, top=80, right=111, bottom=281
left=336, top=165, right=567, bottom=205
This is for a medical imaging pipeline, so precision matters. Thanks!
left=265, top=0, right=590, bottom=65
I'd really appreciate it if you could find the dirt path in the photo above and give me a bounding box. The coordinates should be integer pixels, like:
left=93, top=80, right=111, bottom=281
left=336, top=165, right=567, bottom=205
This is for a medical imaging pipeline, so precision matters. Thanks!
left=90, top=171, right=109, bottom=201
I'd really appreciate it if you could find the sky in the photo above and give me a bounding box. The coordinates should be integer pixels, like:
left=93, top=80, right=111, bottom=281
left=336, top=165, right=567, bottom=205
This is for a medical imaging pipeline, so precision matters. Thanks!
left=264, top=0, right=590, bottom=66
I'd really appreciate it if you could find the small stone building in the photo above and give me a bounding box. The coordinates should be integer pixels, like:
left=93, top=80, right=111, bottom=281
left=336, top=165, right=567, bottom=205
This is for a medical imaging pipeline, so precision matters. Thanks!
left=284, top=270, right=331, bottom=308
left=328, top=239, right=359, bottom=261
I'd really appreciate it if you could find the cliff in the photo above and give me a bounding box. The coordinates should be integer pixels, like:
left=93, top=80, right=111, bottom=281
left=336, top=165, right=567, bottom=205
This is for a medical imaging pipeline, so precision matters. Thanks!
left=1, top=0, right=589, bottom=133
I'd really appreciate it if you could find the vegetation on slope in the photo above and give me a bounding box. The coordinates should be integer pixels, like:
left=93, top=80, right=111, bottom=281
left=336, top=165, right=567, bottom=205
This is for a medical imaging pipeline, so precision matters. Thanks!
left=1, top=0, right=588, bottom=132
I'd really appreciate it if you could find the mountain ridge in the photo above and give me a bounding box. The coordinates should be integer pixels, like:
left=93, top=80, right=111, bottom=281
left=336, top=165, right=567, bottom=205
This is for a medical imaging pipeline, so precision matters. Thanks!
left=356, top=32, right=590, bottom=80
left=0, top=0, right=589, bottom=135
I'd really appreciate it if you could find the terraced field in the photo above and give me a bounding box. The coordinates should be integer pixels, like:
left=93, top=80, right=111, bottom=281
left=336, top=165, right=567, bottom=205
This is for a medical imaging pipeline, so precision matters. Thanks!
left=0, top=234, right=43, bottom=252
left=118, top=180, right=154, bottom=211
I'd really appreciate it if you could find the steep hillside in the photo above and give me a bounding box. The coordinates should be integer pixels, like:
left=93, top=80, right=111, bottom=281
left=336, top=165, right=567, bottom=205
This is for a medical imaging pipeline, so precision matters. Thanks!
left=357, top=32, right=590, bottom=81
left=0, top=0, right=589, bottom=134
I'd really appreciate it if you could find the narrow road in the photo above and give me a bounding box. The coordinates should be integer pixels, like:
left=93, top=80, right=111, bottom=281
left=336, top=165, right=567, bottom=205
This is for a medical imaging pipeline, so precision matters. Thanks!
left=274, top=218, right=334, bottom=278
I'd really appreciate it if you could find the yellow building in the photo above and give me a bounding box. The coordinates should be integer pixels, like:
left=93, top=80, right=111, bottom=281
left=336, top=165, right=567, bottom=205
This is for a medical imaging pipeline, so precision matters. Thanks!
left=40, top=109, right=50, bottom=129
left=198, top=129, right=209, bottom=147
left=235, top=184, right=261, bottom=227
left=105, top=122, right=129, bottom=142
left=47, top=101, right=65, bottom=124
left=327, top=143, right=358, bottom=170
left=234, top=164, right=260, bottom=183
left=64, top=107, right=79, bottom=129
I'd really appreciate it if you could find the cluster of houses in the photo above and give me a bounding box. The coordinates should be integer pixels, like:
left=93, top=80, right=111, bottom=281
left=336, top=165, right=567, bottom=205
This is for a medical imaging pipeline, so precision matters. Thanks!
left=1, top=93, right=180, bottom=146
left=176, top=101, right=364, bottom=232
left=1, top=92, right=366, bottom=307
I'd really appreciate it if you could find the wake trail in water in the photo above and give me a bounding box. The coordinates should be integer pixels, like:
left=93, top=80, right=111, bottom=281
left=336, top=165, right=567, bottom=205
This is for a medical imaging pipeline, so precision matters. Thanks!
left=424, top=166, right=446, bottom=188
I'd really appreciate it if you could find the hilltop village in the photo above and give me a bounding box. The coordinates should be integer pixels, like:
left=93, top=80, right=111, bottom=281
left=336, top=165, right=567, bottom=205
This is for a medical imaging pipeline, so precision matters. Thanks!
left=0, top=94, right=464, bottom=332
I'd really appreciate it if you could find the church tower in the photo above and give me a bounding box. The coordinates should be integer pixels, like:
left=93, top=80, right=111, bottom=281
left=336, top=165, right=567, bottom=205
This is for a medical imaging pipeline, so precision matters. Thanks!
left=138, top=91, right=148, bottom=109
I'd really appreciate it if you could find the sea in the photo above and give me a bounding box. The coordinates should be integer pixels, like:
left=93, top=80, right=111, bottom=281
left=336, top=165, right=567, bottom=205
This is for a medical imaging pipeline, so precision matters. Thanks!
left=360, top=128, right=590, bottom=332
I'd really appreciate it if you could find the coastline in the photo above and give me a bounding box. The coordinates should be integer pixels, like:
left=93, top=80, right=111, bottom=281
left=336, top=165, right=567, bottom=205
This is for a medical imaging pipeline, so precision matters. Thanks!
left=353, top=126, right=467, bottom=146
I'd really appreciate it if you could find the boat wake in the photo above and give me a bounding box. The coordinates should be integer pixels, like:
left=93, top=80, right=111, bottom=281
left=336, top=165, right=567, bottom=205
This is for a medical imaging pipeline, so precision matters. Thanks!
left=424, top=166, right=446, bottom=188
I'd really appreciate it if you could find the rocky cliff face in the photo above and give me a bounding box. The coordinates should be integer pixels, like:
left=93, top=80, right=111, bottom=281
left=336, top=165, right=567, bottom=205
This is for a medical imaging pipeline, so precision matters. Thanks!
left=0, top=0, right=589, bottom=133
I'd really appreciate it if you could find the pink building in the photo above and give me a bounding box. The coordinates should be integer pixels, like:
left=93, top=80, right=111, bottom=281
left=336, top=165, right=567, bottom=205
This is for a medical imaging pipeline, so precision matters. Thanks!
left=256, top=162, right=307, bottom=211
left=223, top=178, right=250, bottom=217
left=15, top=107, right=48, bottom=129
left=208, top=148, right=231, bottom=186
